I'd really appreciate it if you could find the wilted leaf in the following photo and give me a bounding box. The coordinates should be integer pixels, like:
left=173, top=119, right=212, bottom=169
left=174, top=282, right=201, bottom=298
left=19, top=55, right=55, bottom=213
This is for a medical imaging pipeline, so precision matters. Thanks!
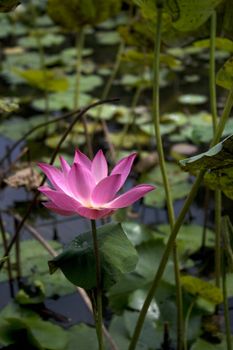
left=4, top=167, right=42, bottom=190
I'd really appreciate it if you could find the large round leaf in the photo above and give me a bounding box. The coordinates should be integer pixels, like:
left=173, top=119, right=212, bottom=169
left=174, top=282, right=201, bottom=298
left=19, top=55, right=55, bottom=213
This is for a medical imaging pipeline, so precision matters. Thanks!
left=47, top=0, right=122, bottom=30
left=49, top=223, right=138, bottom=290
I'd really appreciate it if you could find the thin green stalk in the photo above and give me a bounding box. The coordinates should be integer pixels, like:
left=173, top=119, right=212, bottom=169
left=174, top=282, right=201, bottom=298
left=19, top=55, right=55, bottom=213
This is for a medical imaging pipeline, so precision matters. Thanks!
left=95, top=41, right=124, bottom=160
left=150, top=2, right=183, bottom=349
left=209, top=11, right=218, bottom=133
left=209, top=11, right=222, bottom=288
left=128, top=83, right=233, bottom=350
left=29, top=0, right=49, bottom=126
left=74, top=29, right=93, bottom=158
left=215, top=190, right=221, bottom=287
left=116, top=84, right=143, bottom=158
left=129, top=1, right=183, bottom=349
left=74, top=29, right=85, bottom=110
left=91, top=220, right=104, bottom=350
left=184, top=298, right=196, bottom=350
left=222, top=264, right=232, bottom=350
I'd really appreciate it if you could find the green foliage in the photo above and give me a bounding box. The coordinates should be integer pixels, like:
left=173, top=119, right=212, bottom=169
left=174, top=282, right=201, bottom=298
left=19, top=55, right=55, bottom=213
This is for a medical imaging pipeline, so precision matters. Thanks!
left=191, top=337, right=233, bottom=350
left=181, top=275, right=223, bottom=304
left=0, top=303, right=68, bottom=349
left=216, top=56, right=233, bottom=90
left=47, top=0, right=122, bottom=30
left=180, top=134, right=233, bottom=199
left=0, top=97, right=19, bottom=113
left=166, top=0, right=222, bottom=32
left=13, top=69, right=69, bottom=92
left=49, top=223, right=138, bottom=290
left=141, top=162, right=192, bottom=207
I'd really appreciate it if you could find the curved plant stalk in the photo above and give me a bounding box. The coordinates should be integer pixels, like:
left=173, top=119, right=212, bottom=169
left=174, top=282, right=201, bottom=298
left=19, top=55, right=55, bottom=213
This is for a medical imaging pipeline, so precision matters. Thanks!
left=74, top=29, right=85, bottom=110
left=29, top=0, right=49, bottom=125
left=222, top=264, right=232, bottom=350
left=9, top=212, right=118, bottom=350
left=128, top=62, right=233, bottom=350
left=222, top=218, right=233, bottom=350
left=0, top=99, right=119, bottom=270
left=149, top=2, right=183, bottom=349
left=93, top=40, right=125, bottom=161
left=0, top=213, right=13, bottom=282
left=184, top=297, right=197, bottom=350
left=74, top=29, right=93, bottom=158
left=0, top=108, right=84, bottom=167
left=209, top=11, right=222, bottom=288
left=91, top=220, right=104, bottom=350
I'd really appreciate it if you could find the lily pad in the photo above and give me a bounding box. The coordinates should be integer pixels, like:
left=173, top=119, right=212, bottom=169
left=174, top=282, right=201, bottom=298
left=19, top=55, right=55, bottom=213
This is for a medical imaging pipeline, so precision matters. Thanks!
left=178, top=94, right=207, bottom=105
left=181, top=275, right=223, bottom=304
left=13, top=69, right=68, bottom=92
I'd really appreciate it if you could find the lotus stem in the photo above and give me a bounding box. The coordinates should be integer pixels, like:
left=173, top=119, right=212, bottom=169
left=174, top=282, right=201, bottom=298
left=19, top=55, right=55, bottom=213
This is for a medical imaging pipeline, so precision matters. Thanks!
left=209, top=11, right=222, bottom=288
left=128, top=61, right=233, bottom=350
left=129, top=1, right=184, bottom=349
left=184, top=298, right=196, bottom=350
left=150, top=2, right=183, bottom=349
left=91, top=220, right=104, bottom=350
left=74, top=28, right=93, bottom=158
left=222, top=263, right=232, bottom=350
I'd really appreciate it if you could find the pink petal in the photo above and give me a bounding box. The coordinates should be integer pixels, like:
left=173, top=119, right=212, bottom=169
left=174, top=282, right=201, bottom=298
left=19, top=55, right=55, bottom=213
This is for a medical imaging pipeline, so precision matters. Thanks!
left=91, top=174, right=122, bottom=205
left=38, top=163, right=67, bottom=191
left=38, top=186, right=81, bottom=212
left=91, top=150, right=108, bottom=183
left=43, top=202, right=75, bottom=216
left=76, top=206, right=114, bottom=220
left=67, top=163, right=95, bottom=202
left=59, top=156, right=71, bottom=175
left=74, top=149, right=91, bottom=170
left=111, top=153, right=137, bottom=188
left=105, top=184, right=155, bottom=209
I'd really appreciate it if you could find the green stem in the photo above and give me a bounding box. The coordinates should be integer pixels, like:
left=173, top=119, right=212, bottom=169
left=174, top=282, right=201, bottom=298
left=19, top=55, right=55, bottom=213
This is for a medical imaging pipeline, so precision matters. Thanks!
left=74, top=29, right=85, bottom=110
left=215, top=190, right=221, bottom=287
left=128, top=84, right=233, bottom=350
left=96, top=41, right=124, bottom=160
left=91, top=220, right=104, bottom=350
left=209, top=11, right=217, bottom=133
left=29, top=0, right=49, bottom=126
left=74, top=29, right=93, bottom=158
left=209, top=11, right=222, bottom=288
left=222, top=265, right=232, bottom=350
left=184, top=298, right=196, bottom=350
left=116, top=85, right=143, bottom=158
left=151, top=2, right=183, bottom=349
left=129, top=2, right=183, bottom=349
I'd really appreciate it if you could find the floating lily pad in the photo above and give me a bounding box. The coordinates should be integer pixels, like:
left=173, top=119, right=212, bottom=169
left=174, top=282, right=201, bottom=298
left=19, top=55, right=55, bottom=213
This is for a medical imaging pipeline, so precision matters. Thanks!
left=96, top=31, right=121, bottom=45
left=13, top=69, right=68, bottom=92
left=178, top=94, right=207, bottom=105
left=181, top=276, right=223, bottom=304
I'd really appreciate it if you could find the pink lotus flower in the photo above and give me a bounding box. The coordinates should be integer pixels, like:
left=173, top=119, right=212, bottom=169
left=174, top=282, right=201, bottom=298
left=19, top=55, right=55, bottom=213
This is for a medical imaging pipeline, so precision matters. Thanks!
left=38, top=150, right=155, bottom=220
